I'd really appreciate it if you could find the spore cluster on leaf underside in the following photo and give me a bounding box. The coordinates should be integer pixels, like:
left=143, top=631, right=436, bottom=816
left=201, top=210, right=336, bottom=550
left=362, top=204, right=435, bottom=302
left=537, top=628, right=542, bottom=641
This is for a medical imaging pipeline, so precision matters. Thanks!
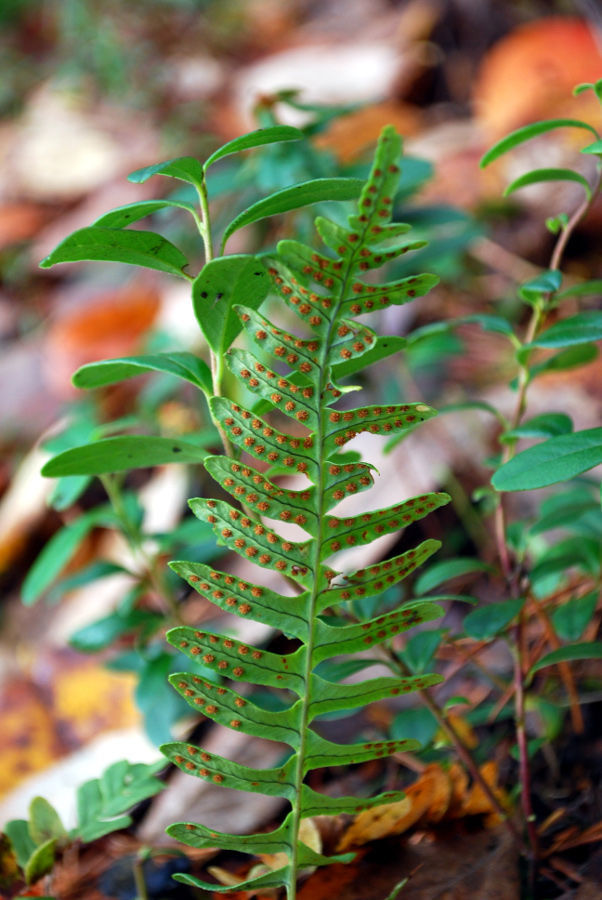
left=162, top=126, right=450, bottom=894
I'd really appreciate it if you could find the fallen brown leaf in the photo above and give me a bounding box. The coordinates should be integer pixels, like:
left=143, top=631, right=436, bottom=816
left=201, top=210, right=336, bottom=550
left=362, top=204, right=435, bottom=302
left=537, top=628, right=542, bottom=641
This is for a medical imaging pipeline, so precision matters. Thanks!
left=336, top=761, right=511, bottom=852
left=43, top=281, right=160, bottom=397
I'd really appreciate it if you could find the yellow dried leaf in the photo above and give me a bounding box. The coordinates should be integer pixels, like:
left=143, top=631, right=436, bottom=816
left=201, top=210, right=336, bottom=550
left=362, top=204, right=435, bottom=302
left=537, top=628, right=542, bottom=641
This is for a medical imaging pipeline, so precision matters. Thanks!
left=446, top=762, right=469, bottom=816
left=0, top=680, right=63, bottom=798
left=261, top=817, right=321, bottom=871
left=336, top=794, right=413, bottom=851
left=52, top=660, right=140, bottom=744
left=439, top=713, right=478, bottom=750
left=424, top=764, right=452, bottom=823
left=459, top=761, right=510, bottom=821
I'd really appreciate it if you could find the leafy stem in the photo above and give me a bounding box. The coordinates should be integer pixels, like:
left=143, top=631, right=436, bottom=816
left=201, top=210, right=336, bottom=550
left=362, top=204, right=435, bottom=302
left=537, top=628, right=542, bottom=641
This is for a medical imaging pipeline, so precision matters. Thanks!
left=195, top=173, right=238, bottom=461
left=99, top=473, right=181, bottom=623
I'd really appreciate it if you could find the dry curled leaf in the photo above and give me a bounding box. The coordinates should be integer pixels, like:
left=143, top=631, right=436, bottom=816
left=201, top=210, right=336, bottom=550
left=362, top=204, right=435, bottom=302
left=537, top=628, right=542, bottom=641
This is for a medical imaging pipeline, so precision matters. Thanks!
left=336, top=761, right=511, bottom=851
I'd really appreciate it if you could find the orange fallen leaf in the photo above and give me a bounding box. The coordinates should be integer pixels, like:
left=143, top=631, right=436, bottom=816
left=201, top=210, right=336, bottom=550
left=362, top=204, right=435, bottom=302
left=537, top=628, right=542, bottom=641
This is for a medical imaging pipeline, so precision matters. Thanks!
left=0, top=652, right=141, bottom=799
left=456, top=760, right=511, bottom=825
left=473, top=17, right=602, bottom=138
left=315, top=101, right=422, bottom=163
left=446, top=762, right=469, bottom=817
left=43, top=281, right=160, bottom=397
left=0, top=203, right=48, bottom=250
left=337, top=760, right=512, bottom=851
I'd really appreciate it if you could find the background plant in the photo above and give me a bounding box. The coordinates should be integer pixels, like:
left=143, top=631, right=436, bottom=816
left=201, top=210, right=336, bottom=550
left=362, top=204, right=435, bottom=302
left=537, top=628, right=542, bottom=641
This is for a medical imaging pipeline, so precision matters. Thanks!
left=377, top=81, right=602, bottom=877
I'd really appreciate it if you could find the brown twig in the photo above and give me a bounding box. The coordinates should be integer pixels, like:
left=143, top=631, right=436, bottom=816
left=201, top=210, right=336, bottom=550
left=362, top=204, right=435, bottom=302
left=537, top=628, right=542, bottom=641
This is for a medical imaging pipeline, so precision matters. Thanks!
left=384, top=646, right=525, bottom=850
left=526, top=591, right=584, bottom=732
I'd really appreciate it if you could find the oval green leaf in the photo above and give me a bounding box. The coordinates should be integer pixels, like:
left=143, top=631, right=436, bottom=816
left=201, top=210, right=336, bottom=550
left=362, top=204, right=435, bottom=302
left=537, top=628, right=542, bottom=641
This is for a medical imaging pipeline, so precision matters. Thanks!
left=519, top=269, right=562, bottom=303
left=39, top=226, right=190, bottom=278
left=203, top=125, right=303, bottom=170
left=504, top=168, right=592, bottom=201
left=457, top=313, right=514, bottom=335
left=555, top=279, right=602, bottom=300
left=414, top=557, right=493, bottom=596
left=41, top=435, right=214, bottom=477
left=22, top=512, right=107, bottom=606
left=73, top=352, right=212, bottom=394
left=492, top=427, right=602, bottom=491
left=501, top=412, right=573, bottom=442
left=94, top=199, right=197, bottom=228
left=222, top=177, right=363, bottom=248
left=463, top=597, right=524, bottom=640
left=192, top=255, right=270, bottom=355
left=529, top=641, right=602, bottom=677
left=582, top=139, right=602, bottom=155
left=24, top=839, right=56, bottom=885
left=528, top=311, right=602, bottom=348
left=552, top=592, right=598, bottom=642
left=480, top=118, right=598, bottom=168
left=530, top=343, right=598, bottom=380
left=128, top=156, right=204, bottom=189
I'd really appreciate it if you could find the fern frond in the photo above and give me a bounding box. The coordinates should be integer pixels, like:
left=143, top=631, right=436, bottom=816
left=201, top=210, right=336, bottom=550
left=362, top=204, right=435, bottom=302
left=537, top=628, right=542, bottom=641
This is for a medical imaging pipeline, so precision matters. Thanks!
left=165, top=126, right=449, bottom=898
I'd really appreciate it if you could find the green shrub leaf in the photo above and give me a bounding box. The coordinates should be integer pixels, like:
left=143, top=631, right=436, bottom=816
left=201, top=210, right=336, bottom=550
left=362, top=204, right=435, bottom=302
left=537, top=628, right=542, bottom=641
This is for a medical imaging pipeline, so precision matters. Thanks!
left=28, top=798, right=68, bottom=847
left=581, top=139, right=602, bottom=155
left=39, top=226, right=190, bottom=278
left=94, top=199, right=197, bottom=228
left=24, top=839, right=56, bottom=884
left=501, top=413, right=573, bottom=442
left=75, top=761, right=163, bottom=842
left=73, top=352, right=212, bottom=393
left=222, top=177, right=363, bottom=246
left=480, top=119, right=598, bottom=168
left=4, top=820, right=37, bottom=870
left=528, top=311, right=602, bottom=348
left=128, top=156, right=204, bottom=189
left=529, top=343, right=599, bottom=379
left=555, top=279, right=602, bottom=300
left=492, top=428, right=602, bottom=491
left=463, top=597, right=525, bottom=640
left=22, top=509, right=113, bottom=606
left=504, top=168, right=592, bottom=201
left=519, top=269, right=562, bottom=303
left=42, top=435, right=213, bottom=477
left=529, top=642, right=602, bottom=677
left=192, top=255, right=270, bottom=355
left=552, top=592, right=598, bottom=642
left=203, top=125, right=304, bottom=170
left=414, top=557, right=493, bottom=595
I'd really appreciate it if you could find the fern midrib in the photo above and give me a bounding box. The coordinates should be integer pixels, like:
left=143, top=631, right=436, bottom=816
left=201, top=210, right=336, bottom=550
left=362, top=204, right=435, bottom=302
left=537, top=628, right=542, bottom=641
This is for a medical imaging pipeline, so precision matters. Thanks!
left=287, top=222, right=371, bottom=898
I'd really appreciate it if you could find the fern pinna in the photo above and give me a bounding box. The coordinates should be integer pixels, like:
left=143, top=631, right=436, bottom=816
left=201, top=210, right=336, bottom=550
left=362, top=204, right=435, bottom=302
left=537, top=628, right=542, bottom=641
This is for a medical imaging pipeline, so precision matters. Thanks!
left=163, top=127, right=450, bottom=897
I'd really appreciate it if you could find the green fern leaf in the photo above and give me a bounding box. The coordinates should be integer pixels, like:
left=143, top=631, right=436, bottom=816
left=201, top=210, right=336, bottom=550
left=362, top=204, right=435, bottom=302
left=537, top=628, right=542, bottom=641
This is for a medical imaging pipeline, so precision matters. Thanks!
left=167, top=125, right=449, bottom=897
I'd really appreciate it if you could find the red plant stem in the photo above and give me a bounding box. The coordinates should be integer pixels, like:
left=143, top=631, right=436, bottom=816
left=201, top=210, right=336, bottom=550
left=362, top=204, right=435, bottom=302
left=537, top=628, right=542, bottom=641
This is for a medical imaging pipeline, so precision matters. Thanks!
left=385, top=647, right=524, bottom=850
left=527, top=592, right=584, bottom=733
left=490, top=157, right=602, bottom=858
left=514, top=611, right=539, bottom=860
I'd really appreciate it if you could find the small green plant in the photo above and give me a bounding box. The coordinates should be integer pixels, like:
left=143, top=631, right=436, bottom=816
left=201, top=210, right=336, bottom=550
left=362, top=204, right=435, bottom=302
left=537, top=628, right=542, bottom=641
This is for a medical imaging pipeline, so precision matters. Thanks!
left=385, top=81, right=602, bottom=876
left=39, top=126, right=450, bottom=896
left=4, top=759, right=163, bottom=891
